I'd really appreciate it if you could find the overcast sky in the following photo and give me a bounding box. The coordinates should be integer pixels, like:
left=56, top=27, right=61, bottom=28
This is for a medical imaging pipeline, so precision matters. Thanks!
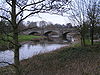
left=22, top=0, right=71, bottom=25
left=24, top=13, right=71, bottom=25
left=0, top=0, right=99, bottom=26
left=0, top=0, right=72, bottom=25
left=2, top=0, right=97, bottom=26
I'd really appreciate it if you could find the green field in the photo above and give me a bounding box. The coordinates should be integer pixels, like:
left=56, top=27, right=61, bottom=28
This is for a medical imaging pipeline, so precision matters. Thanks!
left=18, top=35, right=42, bottom=42
left=0, top=35, right=42, bottom=48
left=0, top=35, right=42, bottom=42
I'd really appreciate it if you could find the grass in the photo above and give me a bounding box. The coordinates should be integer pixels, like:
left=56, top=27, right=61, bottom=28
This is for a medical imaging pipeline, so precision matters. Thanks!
left=0, top=35, right=42, bottom=50
left=18, top=35, right=42, bottom=42
left=72, top=39, right=100, bottom=47
left=85, top=39, right=91, bottom=45
left=0, top=45, right=100, bottom=75
left=0, top=35, right=42, bottom=44
left=21, top=45, right=100, bottom=75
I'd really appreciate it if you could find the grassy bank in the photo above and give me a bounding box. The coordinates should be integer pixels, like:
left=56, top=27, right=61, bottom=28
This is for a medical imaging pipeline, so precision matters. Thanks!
left=0, top=45, right=100, bottom=75
left=73, top=39, right=100, bottom=47
left=0, top=35, right=42, bottom=49
left=18, top=35, right=42, bottom=42
left=0, top=35, right=42, bottom=42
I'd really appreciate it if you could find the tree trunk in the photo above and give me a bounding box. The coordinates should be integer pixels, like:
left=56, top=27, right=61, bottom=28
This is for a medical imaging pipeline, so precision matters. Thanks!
left=13, top=31, right=21, bottom=75
left=82, top=36, right=85, bottom=46
left=90, top=24, right=94, bottom=45
left=80, top=30, right=85, bottom=46
left=12, top=0, right=21, bottom=75
left=81, top=36, right=85, bottom=46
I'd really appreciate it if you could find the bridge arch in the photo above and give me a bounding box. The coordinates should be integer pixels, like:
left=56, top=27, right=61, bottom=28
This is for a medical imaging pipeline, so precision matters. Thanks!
left=29, top=31, right=40, bottom=36
left=44, top=31, right=59, bottom=37
left=62, top=32, right=70, bottom=40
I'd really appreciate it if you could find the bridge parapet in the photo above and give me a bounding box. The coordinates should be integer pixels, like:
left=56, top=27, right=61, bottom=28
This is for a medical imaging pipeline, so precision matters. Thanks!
left=22, top=28, right=78, bottom=36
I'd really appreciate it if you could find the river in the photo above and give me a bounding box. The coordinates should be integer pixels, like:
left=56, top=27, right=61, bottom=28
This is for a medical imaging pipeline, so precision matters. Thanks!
left=0, top=39, right=70, bottom=67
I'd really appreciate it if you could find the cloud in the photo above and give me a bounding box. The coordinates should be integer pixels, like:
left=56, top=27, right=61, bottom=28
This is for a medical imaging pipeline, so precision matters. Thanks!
left=24, top=13, right=70, bottom=25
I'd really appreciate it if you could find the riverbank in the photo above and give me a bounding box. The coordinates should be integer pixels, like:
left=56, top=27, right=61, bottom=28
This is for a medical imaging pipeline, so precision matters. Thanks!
left=0, top=35, right=43, bottom=50
left=0, top=44, right=100, bottom=75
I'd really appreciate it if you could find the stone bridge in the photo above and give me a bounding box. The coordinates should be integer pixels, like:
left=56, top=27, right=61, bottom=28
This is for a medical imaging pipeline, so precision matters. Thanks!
left=22, top=27, right=78, bottom=39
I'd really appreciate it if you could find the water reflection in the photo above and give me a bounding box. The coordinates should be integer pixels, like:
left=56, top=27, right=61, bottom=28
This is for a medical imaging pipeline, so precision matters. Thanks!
left=0, top=42, right=68, bottom=67
left=0, top=36, right=75, bottom=67
left=20, top=43, right=67, bottom=60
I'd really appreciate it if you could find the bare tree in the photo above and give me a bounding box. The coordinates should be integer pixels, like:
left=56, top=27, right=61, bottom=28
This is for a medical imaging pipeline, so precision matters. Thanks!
left=0, top=0, right=69, bottom=75
left=61, top=0, right=100, bottom=46
left=87, top=0, right=100, bottom=45
left=66, top=0, right=88, bottom=46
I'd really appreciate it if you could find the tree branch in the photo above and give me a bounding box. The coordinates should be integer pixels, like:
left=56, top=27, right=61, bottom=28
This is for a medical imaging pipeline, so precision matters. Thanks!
left=5, top=0, right=12, bottom=7
left=17, top=5, right=44, bottom=25
left=0, top=8, right=11, bottom=14
left=16, top=0, right=45, bottom=16
left=0, top=16, right=12, bottom=25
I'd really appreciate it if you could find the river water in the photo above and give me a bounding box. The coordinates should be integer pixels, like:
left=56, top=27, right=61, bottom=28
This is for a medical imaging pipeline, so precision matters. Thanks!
left=0, top=40, right=69, bottom=67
